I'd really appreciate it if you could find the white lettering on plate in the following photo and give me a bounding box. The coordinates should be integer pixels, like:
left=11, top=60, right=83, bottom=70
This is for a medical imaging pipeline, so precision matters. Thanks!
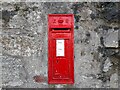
left=56, top=39, right=64, bottom=56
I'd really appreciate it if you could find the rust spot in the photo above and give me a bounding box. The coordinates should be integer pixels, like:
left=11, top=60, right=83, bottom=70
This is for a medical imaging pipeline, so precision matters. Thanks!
left=33, top=75, right=47, bottom=83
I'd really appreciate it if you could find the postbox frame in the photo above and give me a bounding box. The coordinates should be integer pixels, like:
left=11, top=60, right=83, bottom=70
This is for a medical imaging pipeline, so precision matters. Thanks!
left=48, top=14, right=74, bottom=84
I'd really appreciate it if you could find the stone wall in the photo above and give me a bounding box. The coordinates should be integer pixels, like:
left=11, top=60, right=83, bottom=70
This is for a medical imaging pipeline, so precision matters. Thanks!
left=1, top=2, right=120, bottom=88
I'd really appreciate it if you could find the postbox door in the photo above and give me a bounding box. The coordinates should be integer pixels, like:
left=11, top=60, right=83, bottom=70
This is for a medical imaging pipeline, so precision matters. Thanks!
left=52, top=39, right=70, bottom=79
left=49, top=34, right=73, bottom=83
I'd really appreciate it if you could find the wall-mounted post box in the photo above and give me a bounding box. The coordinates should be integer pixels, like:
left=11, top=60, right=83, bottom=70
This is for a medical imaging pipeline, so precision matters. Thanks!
left=48, top=14, right=74, bottom=84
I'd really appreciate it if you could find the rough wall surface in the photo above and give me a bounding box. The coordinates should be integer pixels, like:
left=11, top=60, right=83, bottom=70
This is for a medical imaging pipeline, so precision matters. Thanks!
left=1, top=2, right=120, bottom=88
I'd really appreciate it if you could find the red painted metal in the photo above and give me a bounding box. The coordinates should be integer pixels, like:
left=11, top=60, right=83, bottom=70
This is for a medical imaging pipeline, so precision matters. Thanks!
left=48, top=14, right=74, bottom=84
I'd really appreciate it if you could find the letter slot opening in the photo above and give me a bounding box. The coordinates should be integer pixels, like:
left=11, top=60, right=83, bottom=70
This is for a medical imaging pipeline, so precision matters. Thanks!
left=53, top=28, right=69, bottom=30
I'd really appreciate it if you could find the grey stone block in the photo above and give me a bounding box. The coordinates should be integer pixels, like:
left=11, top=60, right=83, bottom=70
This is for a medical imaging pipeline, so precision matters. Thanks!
left=104, top=29, right=119, bottom=48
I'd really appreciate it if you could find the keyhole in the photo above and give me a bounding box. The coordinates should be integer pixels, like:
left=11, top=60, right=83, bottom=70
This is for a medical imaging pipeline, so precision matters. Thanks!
left=56, top=60, right=59, bottom=63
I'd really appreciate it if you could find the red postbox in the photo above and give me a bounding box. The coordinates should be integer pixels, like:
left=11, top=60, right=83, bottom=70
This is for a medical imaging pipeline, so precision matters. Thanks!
left=48, top=14, right=74, bottom=84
